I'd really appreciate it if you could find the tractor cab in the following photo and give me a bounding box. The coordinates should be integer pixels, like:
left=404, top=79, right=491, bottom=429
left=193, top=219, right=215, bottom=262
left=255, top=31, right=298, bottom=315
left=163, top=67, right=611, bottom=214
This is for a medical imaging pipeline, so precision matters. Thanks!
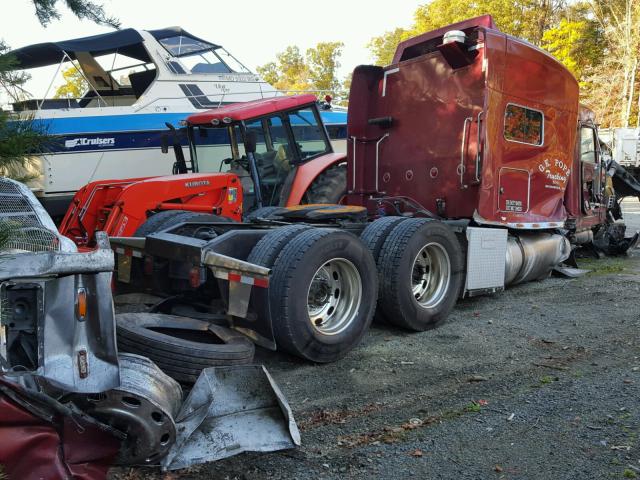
left=181, top=94, right=335, bottom=211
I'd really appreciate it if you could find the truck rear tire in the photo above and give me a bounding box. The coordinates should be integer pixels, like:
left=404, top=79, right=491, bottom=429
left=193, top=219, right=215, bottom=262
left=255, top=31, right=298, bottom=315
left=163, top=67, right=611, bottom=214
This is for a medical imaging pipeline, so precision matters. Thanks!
left=360, top=216, right=408, bottom=323
left=303, top=164, right=347, bottom=204
left=248, top=224, right=312, bottom=267
left=377, top=219, right=464, bottom=331
left=360, top=216, right=407, bottom=263
left=267, top=228, right=377, bottom=363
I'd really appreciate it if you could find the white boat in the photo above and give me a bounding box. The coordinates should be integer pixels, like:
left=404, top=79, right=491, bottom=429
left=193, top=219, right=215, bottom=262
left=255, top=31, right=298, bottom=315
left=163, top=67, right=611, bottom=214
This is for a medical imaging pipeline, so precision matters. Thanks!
left=5, top=27, right=347, bottom=216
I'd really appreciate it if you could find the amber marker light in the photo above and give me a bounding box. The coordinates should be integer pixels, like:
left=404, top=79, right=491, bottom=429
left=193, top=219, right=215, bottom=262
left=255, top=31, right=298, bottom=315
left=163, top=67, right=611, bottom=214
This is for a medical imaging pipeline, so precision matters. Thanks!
left=76, top=288, right=87, bottom=320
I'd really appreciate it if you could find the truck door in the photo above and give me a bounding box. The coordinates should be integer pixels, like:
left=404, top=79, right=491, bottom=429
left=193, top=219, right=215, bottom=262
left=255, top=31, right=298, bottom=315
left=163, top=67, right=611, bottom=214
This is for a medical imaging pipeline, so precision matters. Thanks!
left=579, top=124, right=604, bottom=214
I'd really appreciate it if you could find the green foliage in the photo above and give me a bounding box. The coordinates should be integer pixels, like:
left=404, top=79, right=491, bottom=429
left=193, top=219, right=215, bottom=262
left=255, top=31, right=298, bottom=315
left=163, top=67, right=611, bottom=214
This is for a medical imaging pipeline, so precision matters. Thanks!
left=32, top=0, right=120, bottom=28
left=0, top=111, right=47, bottom=181
left=542, top=17, right=603, bottom=83
left=307, top=42, right=344, bottom=93
left=54, top=64, right=88, bottom=99
left=463, top=401, right=481, bottom=413
left=366, top=0, right=640, bottom=128
left=0, top=41, right=30, bottom=102
left=257, top=46, right=311, bottom=92
left=0, top=42, right=48, bottom=181
left=413, top=0, right=529, bottom=41
left=257, top=42, right=345, bottom=98
left=367, top=27, right=406, bottom=66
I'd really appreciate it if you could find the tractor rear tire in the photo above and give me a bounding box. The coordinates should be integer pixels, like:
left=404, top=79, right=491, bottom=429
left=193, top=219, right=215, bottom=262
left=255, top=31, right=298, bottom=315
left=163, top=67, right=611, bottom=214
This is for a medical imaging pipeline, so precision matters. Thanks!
left=303, top=164, right=347, bottom=204
left=134, top=210, right=191, bottom=236
left=377, top=219, right=464, bottom=331
left=267, top=228, right=377, bottom=363
left=135, top=211, right=230, bottom=237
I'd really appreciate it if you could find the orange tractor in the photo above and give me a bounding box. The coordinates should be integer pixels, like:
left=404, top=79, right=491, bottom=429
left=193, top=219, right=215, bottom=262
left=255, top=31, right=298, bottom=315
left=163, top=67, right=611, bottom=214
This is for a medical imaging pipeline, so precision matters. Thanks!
left=59, top=94, right=346, bottom=246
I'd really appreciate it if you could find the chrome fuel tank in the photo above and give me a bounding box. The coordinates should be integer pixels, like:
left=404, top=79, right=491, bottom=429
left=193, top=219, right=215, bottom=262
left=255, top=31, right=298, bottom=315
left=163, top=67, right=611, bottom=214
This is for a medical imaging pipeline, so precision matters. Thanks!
left=505, top=233, right=570, bottom=285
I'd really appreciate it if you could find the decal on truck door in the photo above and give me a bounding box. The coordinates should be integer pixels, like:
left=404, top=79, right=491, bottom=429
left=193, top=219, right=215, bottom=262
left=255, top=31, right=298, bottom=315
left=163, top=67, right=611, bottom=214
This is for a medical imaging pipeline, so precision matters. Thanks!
left=536, top=158, right=571, bottom=191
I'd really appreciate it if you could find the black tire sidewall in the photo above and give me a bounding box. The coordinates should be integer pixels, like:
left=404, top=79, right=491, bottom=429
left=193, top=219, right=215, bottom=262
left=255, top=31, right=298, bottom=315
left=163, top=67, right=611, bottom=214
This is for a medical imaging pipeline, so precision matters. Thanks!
left=381, top=221, right=464, bottom=330
left=134, top=210, right=188, bottom=236
left=273, top=231, right=376, bottom=362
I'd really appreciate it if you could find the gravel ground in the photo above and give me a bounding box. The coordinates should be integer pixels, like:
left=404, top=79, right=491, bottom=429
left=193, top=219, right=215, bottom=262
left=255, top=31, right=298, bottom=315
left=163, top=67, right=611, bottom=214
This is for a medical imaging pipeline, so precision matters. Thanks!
left=112, top=199, right=640, bottom=480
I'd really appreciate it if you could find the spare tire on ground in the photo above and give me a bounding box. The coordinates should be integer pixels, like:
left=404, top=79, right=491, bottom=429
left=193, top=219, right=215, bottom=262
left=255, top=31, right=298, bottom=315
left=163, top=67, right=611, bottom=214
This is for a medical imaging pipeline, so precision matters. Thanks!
left=116, top=313, right=254, bottom=383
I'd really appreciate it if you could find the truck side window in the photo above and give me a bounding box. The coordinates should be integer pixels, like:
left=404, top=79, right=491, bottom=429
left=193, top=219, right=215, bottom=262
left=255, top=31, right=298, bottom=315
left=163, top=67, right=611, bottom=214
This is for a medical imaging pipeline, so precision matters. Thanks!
left=504, top=104, right=544, bottom=146
left=580, top=127, right=597, bottom=163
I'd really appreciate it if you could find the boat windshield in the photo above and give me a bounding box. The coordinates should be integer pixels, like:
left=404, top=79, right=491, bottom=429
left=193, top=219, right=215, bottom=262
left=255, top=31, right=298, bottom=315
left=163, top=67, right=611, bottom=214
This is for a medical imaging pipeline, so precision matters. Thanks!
left=158, top=35, right=251, bottom=74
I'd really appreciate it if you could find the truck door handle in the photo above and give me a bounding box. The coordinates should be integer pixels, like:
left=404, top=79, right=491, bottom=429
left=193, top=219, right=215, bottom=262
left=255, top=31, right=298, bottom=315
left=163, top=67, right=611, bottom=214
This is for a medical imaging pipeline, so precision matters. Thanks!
left=459, top=117, right=472, bottom=189
left=475, top=111, right=483, bottom=183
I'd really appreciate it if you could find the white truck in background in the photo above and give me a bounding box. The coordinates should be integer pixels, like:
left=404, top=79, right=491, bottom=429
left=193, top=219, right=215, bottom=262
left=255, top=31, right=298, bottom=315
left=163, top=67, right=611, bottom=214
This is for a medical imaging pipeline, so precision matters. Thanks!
left=600, top=127, right=640, bottom=167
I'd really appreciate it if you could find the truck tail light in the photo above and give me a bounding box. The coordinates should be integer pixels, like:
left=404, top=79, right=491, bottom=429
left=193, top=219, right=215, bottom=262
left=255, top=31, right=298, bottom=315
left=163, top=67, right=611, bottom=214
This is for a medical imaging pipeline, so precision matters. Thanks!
left=76, top=288, right=87, bottom=320
left=144, top=256, right=154, bottom=276
left=189, top=267, right=203, bottom=288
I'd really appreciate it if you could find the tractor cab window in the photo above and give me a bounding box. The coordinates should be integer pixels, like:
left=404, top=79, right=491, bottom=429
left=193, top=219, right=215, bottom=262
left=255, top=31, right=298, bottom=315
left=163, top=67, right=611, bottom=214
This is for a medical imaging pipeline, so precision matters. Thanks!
left=189, top=126, right=234, bottom=173
left=243, top=115, right=294, bottom=207
left=287, top=109, right=332, bottom=161
left=580, top=126, right=597, bottom=163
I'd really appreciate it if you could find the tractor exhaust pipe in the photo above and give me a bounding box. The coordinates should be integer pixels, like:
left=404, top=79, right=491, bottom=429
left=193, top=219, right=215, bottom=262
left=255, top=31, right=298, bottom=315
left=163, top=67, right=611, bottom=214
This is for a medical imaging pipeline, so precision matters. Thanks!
left=505, top=233, right=571, bottom=286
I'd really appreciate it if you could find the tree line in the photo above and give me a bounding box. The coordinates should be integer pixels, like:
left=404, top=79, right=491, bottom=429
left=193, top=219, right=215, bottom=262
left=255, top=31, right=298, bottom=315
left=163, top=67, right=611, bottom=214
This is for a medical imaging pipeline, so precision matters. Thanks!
left=261, top=0, right=639, bottom=128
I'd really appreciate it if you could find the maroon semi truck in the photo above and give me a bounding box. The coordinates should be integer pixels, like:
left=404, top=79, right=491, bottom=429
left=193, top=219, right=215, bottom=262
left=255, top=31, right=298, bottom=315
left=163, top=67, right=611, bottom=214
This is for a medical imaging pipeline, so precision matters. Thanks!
left=109, top=15, right=639, bottom=364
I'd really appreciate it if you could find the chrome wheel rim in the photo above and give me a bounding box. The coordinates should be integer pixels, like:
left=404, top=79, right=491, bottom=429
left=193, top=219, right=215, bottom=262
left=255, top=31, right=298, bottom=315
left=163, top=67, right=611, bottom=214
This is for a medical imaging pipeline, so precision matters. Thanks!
left=307, top=258, right=362, bottom=335
left=411, top=242, right=451, bottom=309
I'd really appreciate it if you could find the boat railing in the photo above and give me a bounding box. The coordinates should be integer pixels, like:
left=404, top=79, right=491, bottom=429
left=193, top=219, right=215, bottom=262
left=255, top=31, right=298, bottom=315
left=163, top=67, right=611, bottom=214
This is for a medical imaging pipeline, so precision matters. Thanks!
left=15, top=89, right=344, bottom=114
left=132, top=89, right=342, bottom=112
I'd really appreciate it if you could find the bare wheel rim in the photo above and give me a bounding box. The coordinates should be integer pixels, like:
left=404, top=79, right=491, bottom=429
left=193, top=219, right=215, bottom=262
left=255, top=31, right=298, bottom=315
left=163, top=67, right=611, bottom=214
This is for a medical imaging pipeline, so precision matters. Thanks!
left=411, top=242, right=451, bottom=309
left=307, top=258, right=362, bottom=335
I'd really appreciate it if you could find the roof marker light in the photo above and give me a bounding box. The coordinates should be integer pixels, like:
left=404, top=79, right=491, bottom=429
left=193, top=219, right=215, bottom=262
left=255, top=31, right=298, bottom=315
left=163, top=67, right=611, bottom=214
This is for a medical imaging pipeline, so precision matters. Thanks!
left=211, top=119, right=220, bottom=126
left=222, top=117, right=232, bottom=124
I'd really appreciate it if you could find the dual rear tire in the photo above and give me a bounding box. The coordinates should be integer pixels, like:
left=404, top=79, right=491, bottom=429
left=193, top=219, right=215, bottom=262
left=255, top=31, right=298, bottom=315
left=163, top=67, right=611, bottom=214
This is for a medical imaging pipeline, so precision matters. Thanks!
left=371, top=219, right=464, bottom=331
left=246, top=218, right=463, bottom=362
left=248, top=226, right=377, bottom=363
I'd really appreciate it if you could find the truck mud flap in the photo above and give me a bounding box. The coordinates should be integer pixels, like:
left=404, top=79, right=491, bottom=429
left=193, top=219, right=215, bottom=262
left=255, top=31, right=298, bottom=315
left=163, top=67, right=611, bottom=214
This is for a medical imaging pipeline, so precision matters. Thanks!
left=200, top=231, right=276, bottom=350
left=112, top=230, right=277, bottom=350
left=161, top=365, right=300, bottom=471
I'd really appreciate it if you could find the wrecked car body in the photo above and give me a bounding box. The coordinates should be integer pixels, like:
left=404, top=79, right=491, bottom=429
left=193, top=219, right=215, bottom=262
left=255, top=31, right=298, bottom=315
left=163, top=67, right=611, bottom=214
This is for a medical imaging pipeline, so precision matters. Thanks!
left=0, top=176, right=300, bottom=478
